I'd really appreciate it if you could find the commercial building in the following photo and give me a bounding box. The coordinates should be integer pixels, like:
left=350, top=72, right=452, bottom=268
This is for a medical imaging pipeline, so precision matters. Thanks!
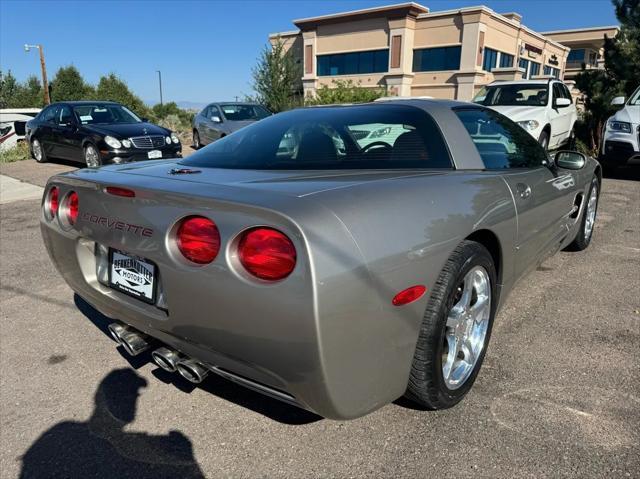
left=270, top=2, right=573, bottom=101
left=541, top=26, right=620, bottom=81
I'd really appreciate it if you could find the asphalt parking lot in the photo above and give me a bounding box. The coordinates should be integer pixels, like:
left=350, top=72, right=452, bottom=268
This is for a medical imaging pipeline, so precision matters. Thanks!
left=1, top=160, right=639, bottom=478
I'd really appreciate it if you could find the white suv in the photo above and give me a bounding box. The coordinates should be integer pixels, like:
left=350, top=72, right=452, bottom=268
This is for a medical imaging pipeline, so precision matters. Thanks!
left=601, top=85, right=640, bottom=168
left=473, top=80, right=577, bottom=151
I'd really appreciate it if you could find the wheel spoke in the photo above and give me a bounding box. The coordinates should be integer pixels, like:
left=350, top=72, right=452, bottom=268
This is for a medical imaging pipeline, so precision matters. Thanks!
left=461, top=338, right=477, bottom=366
left=443, top=334, right=459, bottom=379
left=470, top=294, right=490, bottom=321
left=446, top=307, right=464, bottom=329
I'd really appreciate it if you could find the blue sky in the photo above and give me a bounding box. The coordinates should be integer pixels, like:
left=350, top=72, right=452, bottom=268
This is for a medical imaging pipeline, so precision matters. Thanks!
left=0, top=0, right=618, bottom=106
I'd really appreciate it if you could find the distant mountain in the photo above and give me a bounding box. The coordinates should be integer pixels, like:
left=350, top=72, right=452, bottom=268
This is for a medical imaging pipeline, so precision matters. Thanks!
left=143, top=100, right=206, bottom=111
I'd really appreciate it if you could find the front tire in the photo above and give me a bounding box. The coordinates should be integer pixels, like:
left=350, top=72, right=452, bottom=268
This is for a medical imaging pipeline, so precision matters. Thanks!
left=31, top=138, right=47, bottom=163
left=405, top=240, right=497, bottom=410
left=193, top=130, right=201, bottom=149
left=84, top=144, right=101, bottom=168
left=538, top=130, right=550, bottom=151
left=568, top=176, right=599, bottom=251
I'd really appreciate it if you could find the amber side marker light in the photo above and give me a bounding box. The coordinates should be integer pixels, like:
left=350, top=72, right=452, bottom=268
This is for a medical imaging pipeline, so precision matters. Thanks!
left=392, top=285, right=427, bottom=306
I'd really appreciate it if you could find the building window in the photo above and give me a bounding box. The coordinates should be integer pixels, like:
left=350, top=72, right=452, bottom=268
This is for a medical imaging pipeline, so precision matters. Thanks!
left=413, top=46, right=461, bottom=72
left=567, top=49, right=585, bottom=62
left=544, top=65, right=559, bottom=78
left=482, top=48, right=499, bottom=71
left=530, top=62, right=540, bottom=77
left=499, top=52, right=514, bottom=68
left=519, top=58, right=529, bottom=77
left=483, top=48, right=515, bottom=71
left=317, top=49, right=389, bottom=76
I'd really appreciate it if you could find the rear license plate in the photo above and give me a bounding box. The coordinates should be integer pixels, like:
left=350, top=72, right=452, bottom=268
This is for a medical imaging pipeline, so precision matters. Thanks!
left=109, top=249, right=156, bottom=303
left=148, top=150, right=162, bottom=159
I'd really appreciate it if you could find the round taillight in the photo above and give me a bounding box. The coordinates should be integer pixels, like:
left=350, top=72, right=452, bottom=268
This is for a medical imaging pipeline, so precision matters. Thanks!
left=65, top=191, right=79, bottom=225
left=45, top=186, right=59, bottom=219
left=238, top=227, right=296, bottom=281
left=176, top=216, right=221, bottom=264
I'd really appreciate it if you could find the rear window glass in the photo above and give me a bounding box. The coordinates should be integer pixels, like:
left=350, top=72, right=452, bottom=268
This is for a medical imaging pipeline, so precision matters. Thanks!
left=180, top=104, right=452, bottom=170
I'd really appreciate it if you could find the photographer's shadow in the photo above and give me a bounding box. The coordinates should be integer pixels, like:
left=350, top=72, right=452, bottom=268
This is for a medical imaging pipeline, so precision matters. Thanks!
left=20, top=369, right=204, bottom=479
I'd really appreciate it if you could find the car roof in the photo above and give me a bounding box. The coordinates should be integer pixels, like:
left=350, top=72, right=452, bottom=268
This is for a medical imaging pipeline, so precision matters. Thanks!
left=210, top=102, right=262, bottom=106
left=50, top=101, right=121, bottom=106
left=487, top=79, right=559, bottom=86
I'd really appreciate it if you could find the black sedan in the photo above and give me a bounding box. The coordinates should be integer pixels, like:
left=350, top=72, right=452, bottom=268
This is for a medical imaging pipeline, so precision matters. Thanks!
left=26, top=101, right=182, bottom=167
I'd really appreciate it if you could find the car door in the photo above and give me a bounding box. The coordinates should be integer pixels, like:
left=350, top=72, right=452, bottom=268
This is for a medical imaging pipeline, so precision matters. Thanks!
left=456, top=108, right=579, bottom=279
left=53, top=105, right=83, bottom=161
left=196, top=106, right=210, bottom=144
left=37, top=105, right=59, bottom=157
left=549, top=83, right=572, bottom=148
left=207, top=105, right=224, bottom=142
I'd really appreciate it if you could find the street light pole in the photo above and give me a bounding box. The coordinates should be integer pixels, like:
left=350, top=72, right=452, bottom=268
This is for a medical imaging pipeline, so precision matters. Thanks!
left=24, top=44, right=50, bottom=105
left=156, top=70, right=163, bottom=106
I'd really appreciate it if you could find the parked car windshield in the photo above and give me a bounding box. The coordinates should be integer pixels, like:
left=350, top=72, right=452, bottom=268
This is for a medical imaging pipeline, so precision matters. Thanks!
left=628, top=86, right=640, bottom=105
left=219, top=104, right=271, bottom=121
left=72, top=104, right=141, bottom=125
left=473, top=84, right=549, bottom=107
left=180, top=104, right=452, bottom=170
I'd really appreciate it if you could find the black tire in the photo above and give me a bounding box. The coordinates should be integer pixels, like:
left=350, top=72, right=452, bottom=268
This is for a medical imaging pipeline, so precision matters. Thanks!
left=405, top=240, right=497, bottom=410
left=84, top=143, right=102, bottom=168
left=567, top=176, right=599, bottom=251
left=567, top=128, right=576, bottom=151
left=193, top=130, right=201, bottom=149
left=538, top=130, right=550, bottom=151
left=31, top=138, right=47, bottom=163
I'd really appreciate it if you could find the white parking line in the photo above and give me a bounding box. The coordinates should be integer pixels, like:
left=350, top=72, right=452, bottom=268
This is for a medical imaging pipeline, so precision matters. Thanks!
left=0, top=175, right=44, bottom=204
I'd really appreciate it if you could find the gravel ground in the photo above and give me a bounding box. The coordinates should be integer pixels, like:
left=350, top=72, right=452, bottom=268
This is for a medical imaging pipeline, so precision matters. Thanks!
left=0, top=162, right=638, bottom=478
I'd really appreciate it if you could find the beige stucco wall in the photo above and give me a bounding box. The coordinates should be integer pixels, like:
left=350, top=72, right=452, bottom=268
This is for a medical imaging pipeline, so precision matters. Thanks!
left=316, top=17, right=389, bottom=53
left=413, top=16, right=463, bottom=46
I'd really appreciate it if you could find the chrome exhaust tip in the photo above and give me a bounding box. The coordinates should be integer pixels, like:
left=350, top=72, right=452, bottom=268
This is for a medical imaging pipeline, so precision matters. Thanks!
left=108, top=322, right=129, bottom=344
left=151, top=347, right=183, bottom=372
left=176, top=359, right=209, bottom=384
left=119, top=330, right=152, bottom=356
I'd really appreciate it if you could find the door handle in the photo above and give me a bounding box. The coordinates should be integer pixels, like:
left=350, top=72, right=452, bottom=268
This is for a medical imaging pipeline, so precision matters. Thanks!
left=516, top=183, right=532, bottom=199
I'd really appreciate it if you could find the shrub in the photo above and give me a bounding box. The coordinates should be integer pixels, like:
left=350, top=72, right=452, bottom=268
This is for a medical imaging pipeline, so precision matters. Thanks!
left=305, top=79, right=386, bottom=105
left=0, top=141, right=30, bottom=163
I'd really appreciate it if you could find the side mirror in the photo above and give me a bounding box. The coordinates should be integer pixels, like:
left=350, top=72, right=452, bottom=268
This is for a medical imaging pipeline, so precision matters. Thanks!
left=555, top=150, right=586, bottom=170
left=610, top=96, right=625, bottom=106
left=211, top=116, right=222, bottom=123
left=140, top=117, right=149, bottom=122
left=555, top=98, right=571, bottom=108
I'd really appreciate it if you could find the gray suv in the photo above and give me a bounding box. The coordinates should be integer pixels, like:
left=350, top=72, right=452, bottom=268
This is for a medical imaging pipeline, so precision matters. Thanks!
left=192, top=102, right=271, bottom=148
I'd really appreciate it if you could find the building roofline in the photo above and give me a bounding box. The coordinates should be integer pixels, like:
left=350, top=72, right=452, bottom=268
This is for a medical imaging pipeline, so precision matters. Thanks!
left=293, top=2, right=428, bottom=27
left=418, top=5, right=569, bottom=52
left=540, top=25, right=620, bottom=35
left=268, top=30, right=300, bottom=39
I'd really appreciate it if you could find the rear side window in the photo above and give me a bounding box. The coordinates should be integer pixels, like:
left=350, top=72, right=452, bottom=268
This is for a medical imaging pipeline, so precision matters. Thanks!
left=40, top=105, right=59, bottom=123
left=181, top=105, right=452, bottom=170
left=454, top=108, right=548, bottom=169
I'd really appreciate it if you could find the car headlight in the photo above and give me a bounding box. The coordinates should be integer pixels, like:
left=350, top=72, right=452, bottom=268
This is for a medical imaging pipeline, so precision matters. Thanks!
left=607, top=120, right=631, bottom=133
left=104, top=136, right=122, bottom=149
left=517, top=120, right=540, bottom=131
left=171, top=132, right=180, bottom=144
left=121, top=139, right=132, bottom=148
left=369, top=126, right=391, bottom=139
left=165, top=136, right=172, bottom=144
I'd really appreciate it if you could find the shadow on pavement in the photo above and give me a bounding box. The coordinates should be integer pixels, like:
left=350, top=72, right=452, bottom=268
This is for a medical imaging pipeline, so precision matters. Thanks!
left=19, top=369, right=205, bottom=479
left=603, top=164, right=640, bottom=181
left=75, top=294, right=322, bottom=425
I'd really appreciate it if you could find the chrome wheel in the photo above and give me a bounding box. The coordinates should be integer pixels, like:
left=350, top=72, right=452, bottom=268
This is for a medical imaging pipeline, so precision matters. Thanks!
left=32, top=139, right=42, bottom=161
left=443, top=266, right=491, bottom=390
left=84, top=145, right=100, bottom=168
left=584, top=183, right=598, bottom=240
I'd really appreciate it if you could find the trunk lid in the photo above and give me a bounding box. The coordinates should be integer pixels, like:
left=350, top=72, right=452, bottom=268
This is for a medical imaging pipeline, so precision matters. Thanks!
left=98, top=159, right=443, bottom=197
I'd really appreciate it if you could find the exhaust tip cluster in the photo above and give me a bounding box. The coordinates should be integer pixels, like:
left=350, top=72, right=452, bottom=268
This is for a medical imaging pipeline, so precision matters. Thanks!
left=109, top=322, right=209, bottom=384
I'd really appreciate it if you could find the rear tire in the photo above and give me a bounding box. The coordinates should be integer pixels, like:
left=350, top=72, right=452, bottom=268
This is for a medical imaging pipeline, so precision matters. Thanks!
left=568, top=176, right=599, bottom=251
left=31, top=138, right=47, bottom=163
left=405, top=240, right=497, bottom=410
left=84, top=144, right=101, bottom=168
left=193, top=130, right=201, bottom=149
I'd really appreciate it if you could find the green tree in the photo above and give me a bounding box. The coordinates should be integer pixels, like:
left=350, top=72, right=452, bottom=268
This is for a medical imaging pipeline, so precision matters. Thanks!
left=251, top=38, right=303, bottom=112
left=573, top=0, right=639, bottom=152
left=50, top=65, right=93, bottom=101
left=13, top=76, right=44, bottom=108
left=0, top=70, right=20, bottom=108
left=94, top=73, right=149, bottom=117
left=305, top=79, right=386, bottom=105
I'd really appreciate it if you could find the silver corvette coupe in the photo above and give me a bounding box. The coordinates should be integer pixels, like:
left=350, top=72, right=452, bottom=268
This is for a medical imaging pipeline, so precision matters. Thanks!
left=41, top=100, right=600, bottom=419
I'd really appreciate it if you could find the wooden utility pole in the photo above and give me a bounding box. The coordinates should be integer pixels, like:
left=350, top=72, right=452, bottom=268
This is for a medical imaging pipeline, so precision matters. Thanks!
left=38, top=45, right=50, bottom=105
